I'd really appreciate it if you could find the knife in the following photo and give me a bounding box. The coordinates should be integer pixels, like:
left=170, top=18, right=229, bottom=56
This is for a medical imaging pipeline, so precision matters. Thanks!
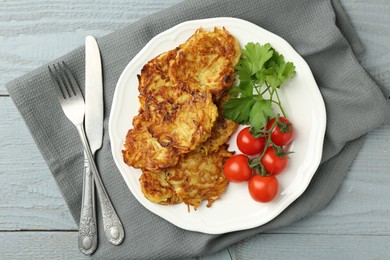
left=78, top=35, right=101, bottom=255
left=78, top=36, right=124, bottom=255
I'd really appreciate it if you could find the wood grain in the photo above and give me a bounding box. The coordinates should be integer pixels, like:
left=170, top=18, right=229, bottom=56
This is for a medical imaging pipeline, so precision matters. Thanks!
left=0, top=232, right=388, bottom=260
left=229, top=233, right=390, bottom=260
left=1, top=0, right=390, bottom=259
left=341, top=0, right=390, bottom=96
left=0, top=0, right=184, bottom=95
left=0, top=97, right=77, bottom=230
left=0, top=231, right=233, bottom=260
left=0, top=232, right=84, bottom=259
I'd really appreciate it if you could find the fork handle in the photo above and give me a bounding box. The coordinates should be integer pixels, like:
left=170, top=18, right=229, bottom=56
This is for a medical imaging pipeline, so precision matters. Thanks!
left=78, top=155, right=98, bottom=255
left=76, top=124, right=125, bottom=246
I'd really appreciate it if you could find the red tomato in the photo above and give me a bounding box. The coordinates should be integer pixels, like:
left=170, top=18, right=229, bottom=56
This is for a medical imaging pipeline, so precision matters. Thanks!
left=260, top=146, right=288, bottom=175
left=248, top=175, right=279, bottom=202
left=223, top=154, right=252, bottom=182
left=266, top=117, right=295, bottom=146
left=236, top=127, right=266, bottom=155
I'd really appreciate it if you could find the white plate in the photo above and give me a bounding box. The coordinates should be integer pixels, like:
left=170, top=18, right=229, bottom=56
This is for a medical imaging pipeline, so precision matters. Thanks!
left=109, top=17, right=326, bottom=234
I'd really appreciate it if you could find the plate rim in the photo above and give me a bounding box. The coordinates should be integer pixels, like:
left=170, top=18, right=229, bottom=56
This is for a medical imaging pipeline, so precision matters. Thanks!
left=109, top=17, right=327, bottom=234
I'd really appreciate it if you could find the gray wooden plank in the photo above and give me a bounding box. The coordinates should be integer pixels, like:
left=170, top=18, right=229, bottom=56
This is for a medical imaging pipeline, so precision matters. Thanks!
left=229, top=233, right=390, bottom=260
left=1, top=0, right=390, bottom=259
left=1, top=0, right=389, bottom=96
left=0, top=97, right=77, bottom=230
left=0, top=231, right=231, bottom=260
left=0, top=0, right=183, bottom=95
left=0, top=231, right=86, bottom=260
left=0, top=231, right=231, bottom=259
left=340, top=0, right=390, bottom=92
left=0, top=231, right=388, bottom=260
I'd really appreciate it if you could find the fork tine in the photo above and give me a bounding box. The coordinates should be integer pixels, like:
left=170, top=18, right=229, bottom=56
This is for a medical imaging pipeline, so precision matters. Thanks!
left=49, top=61, right=83, bottom=100
left=48, top=64, right=68, bottom=99
left=56, top=62, right=74, bottom=98
left=49, top=60, right=85, bottom=126
left=61, top=61, right=82, bottom=97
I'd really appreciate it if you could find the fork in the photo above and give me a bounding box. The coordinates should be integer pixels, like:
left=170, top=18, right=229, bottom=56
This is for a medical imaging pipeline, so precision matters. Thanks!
left=48, top=61, right=125, bottom=250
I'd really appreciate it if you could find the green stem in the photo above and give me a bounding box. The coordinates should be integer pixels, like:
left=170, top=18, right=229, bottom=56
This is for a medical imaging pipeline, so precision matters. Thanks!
left=254, top=83, right=262, bottom=95
left=267, top=83, right=274, bottom=101
left=250, top=114, right=280, bottom=171
left=260, top=83, right=271, bottom=96
left=275, top=90, right=286, bottom=117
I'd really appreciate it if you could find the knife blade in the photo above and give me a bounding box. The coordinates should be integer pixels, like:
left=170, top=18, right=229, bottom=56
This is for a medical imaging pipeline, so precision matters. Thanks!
left=78, top=35, right=102, bottom=255
left=85, top=35, right=103, bottom=150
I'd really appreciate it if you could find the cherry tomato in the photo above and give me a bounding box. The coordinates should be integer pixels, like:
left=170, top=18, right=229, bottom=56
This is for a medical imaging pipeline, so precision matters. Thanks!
left=260, top=146, right=289, bottom=175
left=266, top=117, right=295, bottom=146
left=248, top=175, right=279, bottom=202
left=236, top=127, right=266, bottom=155
left=223, top=154, right=252, bottom=182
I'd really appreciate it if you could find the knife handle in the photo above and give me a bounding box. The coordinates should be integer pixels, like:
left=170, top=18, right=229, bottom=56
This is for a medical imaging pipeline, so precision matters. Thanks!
left=97, top=184, right=125, bottom=246
left=94, top=168, right=125, bottom=245
left=78, top=155, right=98, bottom=255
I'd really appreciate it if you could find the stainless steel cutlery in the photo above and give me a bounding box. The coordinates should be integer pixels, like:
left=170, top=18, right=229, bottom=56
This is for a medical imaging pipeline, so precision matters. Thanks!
left=48, top=37, right=124, bottom=254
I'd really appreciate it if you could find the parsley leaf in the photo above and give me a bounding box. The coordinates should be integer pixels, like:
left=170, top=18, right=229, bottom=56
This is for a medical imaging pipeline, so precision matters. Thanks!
left=249, top=99, right=275, bottom=131
left=265, top=50, right=296, bottom=90
left=239, top=42, right=273, bottom=75
left=238, top=80, right=254, bottom=97
left=223, top=42, right=296, bottom=133
left=223, top=97, right=256, bottom=125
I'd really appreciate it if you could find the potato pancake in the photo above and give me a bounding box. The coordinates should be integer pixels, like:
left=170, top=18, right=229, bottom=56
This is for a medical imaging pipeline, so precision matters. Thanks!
left=123, top=85, right=218, bottom=171
left=138, top=27, right=241, bottom=100
left=140, top=145, right=232, bottom=210
left=139, top=170, right=181, bottom=205
left=122, top=26, right=241, bottom=210
left=122, top=114, right=181, bottom=171
left=197, top=94, right=239, bottom=154
left=137, top=49, right=176, bottom=98
left=169, top=27, right=241, bottom=98
left=143, top=85, right=218, bottom=152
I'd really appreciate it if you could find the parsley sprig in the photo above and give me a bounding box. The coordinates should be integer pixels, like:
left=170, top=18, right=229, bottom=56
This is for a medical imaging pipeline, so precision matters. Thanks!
left=223, top=42, right=296, bottom=134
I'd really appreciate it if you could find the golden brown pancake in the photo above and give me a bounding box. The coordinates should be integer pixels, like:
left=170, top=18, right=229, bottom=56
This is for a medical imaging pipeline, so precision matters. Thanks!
left=140, top=145, right=233, bottom=210
left=122, top=114, right=181, bottom=171
left=143, top=85, right=218, bottom=152
left=122, top=27, right=241, bottom=210
left=137, top=49, right=177, bottom=98
left=169, top=27, right=241, bottom=98
left=196, top=94, right=239, bottom=154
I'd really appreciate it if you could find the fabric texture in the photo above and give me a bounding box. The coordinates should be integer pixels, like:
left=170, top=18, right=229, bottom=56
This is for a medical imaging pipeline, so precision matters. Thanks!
left=6, top=0, right=390, bottom=259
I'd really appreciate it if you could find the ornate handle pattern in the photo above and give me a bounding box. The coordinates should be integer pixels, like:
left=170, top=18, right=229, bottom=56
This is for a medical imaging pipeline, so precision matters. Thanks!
left=76, top=124, right=125, bottom=248
left=78, top=156, right=98, bottom=255
left=100, top=189, right=125, bottom=245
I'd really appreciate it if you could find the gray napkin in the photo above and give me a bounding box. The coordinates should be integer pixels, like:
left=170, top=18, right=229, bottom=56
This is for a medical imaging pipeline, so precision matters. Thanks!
left=6, top=0, right=390, bottom=259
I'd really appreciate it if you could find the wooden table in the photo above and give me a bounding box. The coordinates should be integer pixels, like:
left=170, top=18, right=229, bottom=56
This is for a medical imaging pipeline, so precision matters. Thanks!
left=1, top=1, right=389, bottom=259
